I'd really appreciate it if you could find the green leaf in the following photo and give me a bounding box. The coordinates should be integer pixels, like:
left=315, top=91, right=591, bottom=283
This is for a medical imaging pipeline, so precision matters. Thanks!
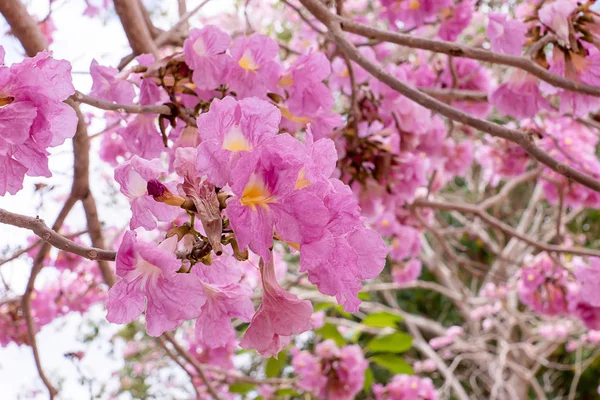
left=313, top=302, right=334, bottom=312
left=229, top=382, right=256, bottom=394
left=362, top=312, right=403, bottom=328
left=370, top=354, right=414, bottom=375
left=265, top=350, right=287, bottom=378
left=276, top=388, right=300, bottom=396
left=316, top=323, right=346, bottom=346
left=367, top=332, right=412, bottom=353
left=358, top=292, right=373, bottom=301
left=363, top=367, right=374, bottom=392
left=333, top=305, right=353, bottom=319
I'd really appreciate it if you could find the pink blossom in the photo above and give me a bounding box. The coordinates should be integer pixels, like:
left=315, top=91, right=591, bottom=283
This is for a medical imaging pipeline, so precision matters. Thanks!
left=193, top=257, right=255, bottom=348
left=106, top=232, right=206, bottom=336
left=329, top=48, right=376, bottom=94
left=0, top=50, right=76, bottom=195
left=240, top=257, right=313, bottom=357
left=542, top=47, right=600, bottom=117
left=487, top=13, right=528, bottom=55
left=183, top=26, right=231, bottom=90
left=490, top=71, right=550, bottom=118
left=100, top=132, right=129, bottom=166
left=443, top=139, right=473, bottom=176
left=389, top=225, right=421, bottom=261
left=518, top=253, right=569, bottom=316
left=293, top=340, right=367, bottom=400
left=392, top=259, right=422, bottom=286
left=414, top=359, right=437, bottom=373
left=439, top=58, right=492, bottom=118
left=89, top=59, right=135, bottom=105
left=438, top=1, right=473, bottom=41
left=278, top=52, right=343, bottom=138
left=118, top=114, right=164, bottom=160
left=228, top=33, right=281, bottom=99
left=225, top=134, right=329, bottom=261
left=374, top=374, right=438, bottom=400
left=114, top=156, right=180, bottom=230
left=575, top=257, right=600, bottom=307
left=300, top=181, right=388, bottom=312
left=538, top=0, right=577, bottom=44
left=381, top=0, right=451, bottom=29
left=196, top=96, right=280, bottom=187
left=539, top=118, right=600, bottom=208
left=39, top=17, right=56, bottom=45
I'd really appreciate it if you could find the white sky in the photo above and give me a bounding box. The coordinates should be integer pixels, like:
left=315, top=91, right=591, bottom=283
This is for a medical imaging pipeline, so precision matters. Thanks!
left=0, top=0, right=235, bottom=398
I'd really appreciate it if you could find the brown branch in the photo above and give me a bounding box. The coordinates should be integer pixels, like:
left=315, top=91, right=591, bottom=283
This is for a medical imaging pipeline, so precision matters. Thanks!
left=0, top=0, right=48, bottom=57
left=156, top=336, right=202, bottom=399
left=0, top=208, right=116, bottom=262
left=72, top=91, right=172, bottom=115
left=302, top=1, right=600, bottom=97
left=162, top=332, right=223, bottom=400
left=298, top=0, right=600, bottom=194
left=413, top=198, right=600, bottom=258
left=0, top=230, right=89, bottom=268
left=112, top=0, right=158, bottom=57
left=419, top=88, right=489, bottom=102
left=117, top=0, right=213, bottom=70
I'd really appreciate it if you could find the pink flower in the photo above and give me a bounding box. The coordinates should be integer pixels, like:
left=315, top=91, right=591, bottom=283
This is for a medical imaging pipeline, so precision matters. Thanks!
left=278, top=52, right=344, bottom=137
left=228, top=33, right=282, bottom=99
left=0, top=50, right=77, bottom=195
left=438, top=1, right=473, bottom=41
left=538, top=0, right=577, bottom=44
left=293, top=340, right=368, bottom=400
left=374, top=374, right=438, bottom=400
left=100, top=132, right=129, bottom=166
left=518, top=253, right=569, bottom=316
left=106, top=232, right=206, bottom=336
left=118, top=114, right=164, bottom=160
left=225, top=134, right=329, bottom=261
left=114, top=156, right=181, bottom=230
left=329, top=48, right=376, bottom=93
left=38, top=17, right=56, bottom=45
left=89, top=59, right=135, bottom=105
left=487, top=13, right=528, bottom=55
left=443, top=139, right=473, bottom=176
left=193, top=258, right=255, bottom=348
left=300, top=182, right=388, bottom=312
left=183, top=26, right=231, bottom=90
left=389, top=225, right=421, bottom=261
left=392, top=259, right=422, bottom=286
left=240, top=257, right=313, bottom=357
left=575, top=257, right=600, bottom=307
left=439, top=58, right=492, bottom=118
left=381, top=0, right=451, bottom=29
left=490, top=71, right=550, bottom=118
left=196, top=96, right=281, bottom=187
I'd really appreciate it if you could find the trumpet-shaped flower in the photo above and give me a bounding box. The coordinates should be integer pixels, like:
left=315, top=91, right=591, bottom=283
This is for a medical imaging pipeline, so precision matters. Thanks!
left=114, top=156, right=180, bottom=230
left=183, top=26, right=231, bottom=90
left=228, top=34, right=281, bottom=99
left=240, top=257, right=313, bottom=357
left=106, top=232, right=206, bottom=336
left=196, top=96, right=281, bottom=187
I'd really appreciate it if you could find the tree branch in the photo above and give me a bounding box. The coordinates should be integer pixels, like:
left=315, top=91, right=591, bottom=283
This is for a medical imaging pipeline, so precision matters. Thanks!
left=302, top=0, right=600, bottom=97
left=298, top=0, right=600, bottom=195
left=112, top=0, right=159, bottom=57
left=0, top=208, right=116, bottom=262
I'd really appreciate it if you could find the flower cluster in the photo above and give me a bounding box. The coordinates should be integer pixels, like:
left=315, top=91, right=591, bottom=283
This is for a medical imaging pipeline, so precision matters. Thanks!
left=373, top=374, right=438, bottom=400
left=292, top=339, right=368, bottom=400
left=0, top=46, right=76, bottom=195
